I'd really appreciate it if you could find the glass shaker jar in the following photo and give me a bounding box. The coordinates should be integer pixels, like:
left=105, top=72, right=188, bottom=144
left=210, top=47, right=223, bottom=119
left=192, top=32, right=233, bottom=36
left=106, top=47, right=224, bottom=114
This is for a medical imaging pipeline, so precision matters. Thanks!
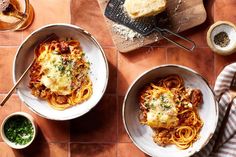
left=0, top=0, right=34, bottom=31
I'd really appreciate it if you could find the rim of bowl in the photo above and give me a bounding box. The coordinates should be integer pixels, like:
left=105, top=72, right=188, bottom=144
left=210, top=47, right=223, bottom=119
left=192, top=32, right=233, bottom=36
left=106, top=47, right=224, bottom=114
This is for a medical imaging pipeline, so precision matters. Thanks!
left=122, top=64, right=219, bottom=157
left=0, top=112, right=37, bottom=149
left=207, top=21, right=236, bottom=55
left=12, top=23, right=109, bottom=121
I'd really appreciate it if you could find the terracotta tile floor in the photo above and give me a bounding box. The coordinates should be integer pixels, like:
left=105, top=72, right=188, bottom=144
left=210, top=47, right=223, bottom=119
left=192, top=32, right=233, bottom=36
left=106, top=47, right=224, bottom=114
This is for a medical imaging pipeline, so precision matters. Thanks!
left=0, top=47, right=18, bottom=93
left=0, top=0, right=235, bottom=156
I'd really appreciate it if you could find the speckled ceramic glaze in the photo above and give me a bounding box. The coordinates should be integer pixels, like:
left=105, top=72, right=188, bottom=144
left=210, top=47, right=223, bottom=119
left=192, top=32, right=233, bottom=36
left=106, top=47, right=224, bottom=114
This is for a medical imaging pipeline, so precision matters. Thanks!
left=13, top=24, right=109, bottom=120
left=123, top=64, right=218, bottom=157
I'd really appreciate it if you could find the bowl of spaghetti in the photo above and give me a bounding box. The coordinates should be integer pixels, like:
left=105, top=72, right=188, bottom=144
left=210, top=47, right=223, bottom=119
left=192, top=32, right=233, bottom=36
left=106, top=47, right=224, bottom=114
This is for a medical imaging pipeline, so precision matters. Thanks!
left=13, top=24, right=108, bottom=120
left=123, top=64, right=218, bottom=157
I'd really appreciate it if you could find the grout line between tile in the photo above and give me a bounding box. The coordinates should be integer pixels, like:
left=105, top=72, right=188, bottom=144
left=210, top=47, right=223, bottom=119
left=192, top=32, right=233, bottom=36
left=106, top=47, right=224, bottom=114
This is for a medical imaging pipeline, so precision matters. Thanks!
left=68, top=118, right=71, bottom=157
left=69, top=141, right=118, bottom=144
left=20, top=99, right=23, bottom=111
left=21, top=31, right=23, bottom=44
left=165, top=47, right=168, bottom=63
left=69, top=141, right=132, bottom=145
left=115, top=45, right=119, bottom=157
left=116, top=94, right=118, bottom=157
left=68, top=0, right=72, bottom=28
left=0, top=45, right=19, bottom=48
left=213, top=53, right=216, bottom=85
left=0, top=93, right=18, bottom=96
left=100, top=44, right=116, bottom=48
left=105, top=93, right=117, bottom=96
left=52, top=141, right=70, bottom=144
left=212, top=0, right=215, bottom=22
left=68, top=142, right=71, bottom=157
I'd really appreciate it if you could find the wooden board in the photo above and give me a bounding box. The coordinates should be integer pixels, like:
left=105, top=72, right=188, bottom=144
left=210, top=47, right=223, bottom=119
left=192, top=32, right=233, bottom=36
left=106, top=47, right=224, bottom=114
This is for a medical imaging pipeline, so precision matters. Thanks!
left=97, top=0, right=207, bottom=53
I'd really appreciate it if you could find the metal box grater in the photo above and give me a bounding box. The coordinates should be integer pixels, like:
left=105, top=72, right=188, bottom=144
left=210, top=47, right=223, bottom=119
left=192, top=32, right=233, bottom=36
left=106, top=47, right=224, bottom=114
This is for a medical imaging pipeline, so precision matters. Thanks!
left=104, top=0, right=196, bottom=51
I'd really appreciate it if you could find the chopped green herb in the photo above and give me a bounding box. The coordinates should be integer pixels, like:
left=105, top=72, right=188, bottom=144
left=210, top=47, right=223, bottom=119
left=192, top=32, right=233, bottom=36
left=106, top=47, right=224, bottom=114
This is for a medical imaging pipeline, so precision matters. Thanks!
left=144, top=102, right=149, bottom=108
left=160, top=95, right=165, bottom=101
left=4, top=115, right=34, bottom=145
left=81, top=52, right=85, bottom=56
left=57, top=65, right=65, bottom=71
left=163, top=104, right=171, bottom=108
left=176, top=100, right=180, bottom=104
left=150, top=103, right=156, bottom=110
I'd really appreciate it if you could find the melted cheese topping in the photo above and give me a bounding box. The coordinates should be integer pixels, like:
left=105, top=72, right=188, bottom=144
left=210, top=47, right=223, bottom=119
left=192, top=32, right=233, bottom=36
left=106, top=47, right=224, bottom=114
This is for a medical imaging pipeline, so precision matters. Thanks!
left=124, top=0, right=167, bottom=19
left=37, top=47, right=73, bottom=95
left=146, top=88, right=179, bottom=129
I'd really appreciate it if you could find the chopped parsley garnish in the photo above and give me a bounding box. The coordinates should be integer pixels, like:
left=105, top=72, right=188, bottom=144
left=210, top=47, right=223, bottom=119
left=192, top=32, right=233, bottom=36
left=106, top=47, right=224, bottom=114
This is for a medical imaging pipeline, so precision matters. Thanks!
left=150, top=103, right=156, bottom=110
left=144, top=102, right=149, bottom=108
left=58, top=65, right=65, bottom=71
left=163, top=104, right=171, bottom=108
left=160, top=95, right=165, bottom=101
left=159, top=94, right=171, bottom=109
left=4, top=116, right=34, bottom=145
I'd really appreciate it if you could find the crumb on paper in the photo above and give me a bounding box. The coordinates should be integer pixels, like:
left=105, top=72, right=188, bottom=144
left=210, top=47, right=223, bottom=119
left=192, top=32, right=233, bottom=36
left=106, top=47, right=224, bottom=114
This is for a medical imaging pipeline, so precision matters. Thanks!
left=174, top=0, right=182, bottom=14
left=112, top=23, right=143, bottom=41
left=155, top=34, right=159, bottom=42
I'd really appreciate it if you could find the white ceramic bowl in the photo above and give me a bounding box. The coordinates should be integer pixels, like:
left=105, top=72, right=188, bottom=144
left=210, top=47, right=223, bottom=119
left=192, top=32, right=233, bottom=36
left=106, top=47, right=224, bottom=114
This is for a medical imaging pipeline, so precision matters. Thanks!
left=0, top=112, right=37, bottom=149
left=123, top=64, right=218, bottom=157
left=13, top=24, right=109, bottom=120
left=207, top=21, right=236, bottom=55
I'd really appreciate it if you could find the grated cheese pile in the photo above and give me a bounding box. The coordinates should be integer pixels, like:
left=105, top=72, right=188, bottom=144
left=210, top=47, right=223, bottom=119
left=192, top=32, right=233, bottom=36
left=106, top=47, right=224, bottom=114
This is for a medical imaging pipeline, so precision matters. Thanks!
left=112, top=23, right=143, bottom=41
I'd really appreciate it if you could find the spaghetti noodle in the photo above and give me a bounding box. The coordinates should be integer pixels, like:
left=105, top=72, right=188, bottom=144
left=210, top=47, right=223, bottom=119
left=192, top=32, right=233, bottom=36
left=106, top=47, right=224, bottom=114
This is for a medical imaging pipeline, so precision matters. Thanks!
left=29, top=39, right=92, bottom=110
left=139, top=75, right=203, bottom=149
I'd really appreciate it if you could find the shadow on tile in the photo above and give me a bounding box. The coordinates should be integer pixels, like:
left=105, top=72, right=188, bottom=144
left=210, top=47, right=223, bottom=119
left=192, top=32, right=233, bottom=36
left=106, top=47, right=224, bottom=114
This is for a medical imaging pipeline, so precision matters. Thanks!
left=70, top=95, right=117, bottom=142
left=215, top=52, right=236, bottom=77
left=12, top=127, right=49, bottom=157
left=106, top=59, right=117, bottom=93
left=71, top=143, right=116, bottom=157
left=11, top=128, right=68, bottom=157
left=118, top=96, right=131, bottom=142
left=103, top=48, right=117, bottom=94
left=117, top=143, right=149, bottom=157
left=21, top=103, right=70, bottom=143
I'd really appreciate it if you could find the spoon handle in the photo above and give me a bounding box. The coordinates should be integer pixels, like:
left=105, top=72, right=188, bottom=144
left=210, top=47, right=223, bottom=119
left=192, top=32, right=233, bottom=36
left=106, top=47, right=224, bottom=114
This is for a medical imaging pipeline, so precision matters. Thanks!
left=0, top=60, right=35, bottom=106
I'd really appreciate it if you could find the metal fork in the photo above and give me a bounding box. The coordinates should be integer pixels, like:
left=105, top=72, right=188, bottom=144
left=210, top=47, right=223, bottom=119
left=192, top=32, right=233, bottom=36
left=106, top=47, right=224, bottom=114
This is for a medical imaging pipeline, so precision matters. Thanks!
left=213, top=73, right=236, bottom=151
left=0, top=33, right=58, bottom=107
